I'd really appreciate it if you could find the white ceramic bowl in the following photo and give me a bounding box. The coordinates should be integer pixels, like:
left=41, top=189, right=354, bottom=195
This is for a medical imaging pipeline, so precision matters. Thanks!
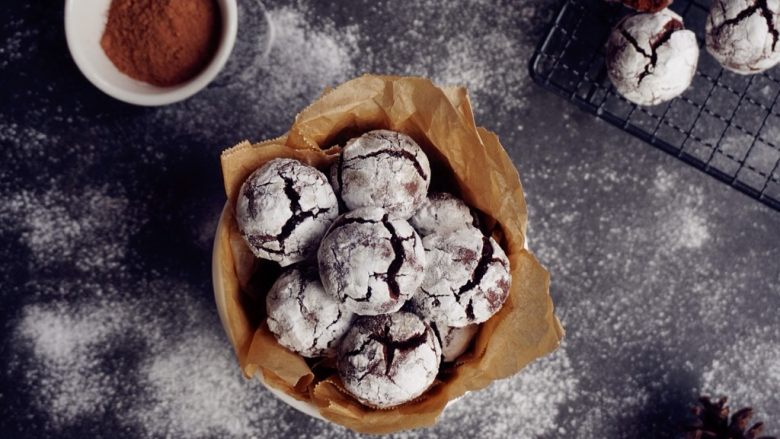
left=64, top=0, right=238, bottom=106
left=211, top=204, right=326, bottom=420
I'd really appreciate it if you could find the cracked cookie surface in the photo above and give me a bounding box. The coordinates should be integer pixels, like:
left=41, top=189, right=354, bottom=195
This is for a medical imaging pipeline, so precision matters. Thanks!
left=430, top=322, right=479, bottom=363
left=409, top=192, right=478, bottom=237
left=332, top=130, right=431, bottom=220
left=706, top=0, right=780, bottom=74
left=235, top=158, right=338, bottom=266
left=337, top=312, right=441, bottom=408
left=318, top=207, right=426, bottom=316
left=410, top=227, right=511, bottom=327
left=606, top=9, right=698, bottom=106
left=266, top=266, right=354, bottom=358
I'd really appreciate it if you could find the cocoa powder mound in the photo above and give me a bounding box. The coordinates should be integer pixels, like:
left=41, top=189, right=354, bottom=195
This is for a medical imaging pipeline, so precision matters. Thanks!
left=100, top=0, right=221, bottom=87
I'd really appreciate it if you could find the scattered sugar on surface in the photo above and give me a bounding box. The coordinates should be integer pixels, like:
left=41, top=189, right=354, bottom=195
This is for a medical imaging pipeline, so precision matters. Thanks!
left=265, top=8, right=359, bottom=104
left=424, top=348, right=578, bottom=439
left=701, top=326, right=780, bottom=424
left=654, top=169, right=711, bottom=250
left=524, top=137, right=779, bottom=435
left=155, top=4, right=361, bottom=137
left=0, top=188, right=139, bottom=272
left=13, top=300, right=129, bottom=426
left=0, top=22, right=33, bottom=68
left=149, top=0, right=543, bottom=139
left=357, top=0, right=542, bottom=120
left=10, top=282, right=293, bottom=438
left=129, top=326, right=288, bottom=438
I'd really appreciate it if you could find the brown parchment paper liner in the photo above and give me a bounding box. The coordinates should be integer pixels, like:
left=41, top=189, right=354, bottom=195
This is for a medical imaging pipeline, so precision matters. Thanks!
left=215, top=75, right=564, bottom=434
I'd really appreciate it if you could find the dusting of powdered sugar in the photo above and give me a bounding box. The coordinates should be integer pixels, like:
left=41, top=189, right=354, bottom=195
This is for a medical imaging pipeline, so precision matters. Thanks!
left=351, top=0, right=545, bottom=121
left=654, top=169, right=711, bottom=250
left=701, top=326, right=780, bottom=423
left=12, top=299, right=131, bottom=426
left=9, top=282, right=294, bottom=438
left=262, top=7, right=359, bottom=111
left=0, top=19, right=32, bottom=69
left=522, top=107, right=780, bottom=435
left=424, top=347, right=579, bottom=438
left=152, top=0, right=544, bottom=136
left=154, top=3, right=361, bottom=136
left=0, top=187, right=140, bottom=272
left=431, top=30, right=528, bottom=116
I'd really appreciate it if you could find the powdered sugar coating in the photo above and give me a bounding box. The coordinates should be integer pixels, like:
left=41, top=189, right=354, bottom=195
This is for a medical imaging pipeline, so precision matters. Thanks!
left=606, top=9, right=698, bottom=106
left=433, top=322, right=479, bottom=362
left=235, top=158, right=338, bottom=266
left=266, top=267, right=354, bottom=358
left=337, top=312, right=441, bottom=408
left=411, top=227, right=511, bottom=327
left=706, top=0, right=780, bottom=74
left=334, top=130, right=431, bottom=219
left=318, top=207, right=426, bottom=316
left=409, top=192, right=478, bottom=237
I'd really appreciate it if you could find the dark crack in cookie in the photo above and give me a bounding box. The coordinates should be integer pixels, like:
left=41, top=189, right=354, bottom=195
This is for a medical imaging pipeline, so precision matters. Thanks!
left=606, top=9, right=698, bottom=106
left=337, top=312, right=441, bottom=408
left=409, top=192, right=479, bottom=237
left=266, top=266, right=354, bottom=358
left=317, top=207, right=426, bottom=316
left=706, top=0, right=780, bottom=74
left=430, top=321, right=479, bottom=363
left=410, top=226, right=511, bottom=327
left=332, top=130, right=431, bottom=220
left=235, top=158, right=338, bottom=266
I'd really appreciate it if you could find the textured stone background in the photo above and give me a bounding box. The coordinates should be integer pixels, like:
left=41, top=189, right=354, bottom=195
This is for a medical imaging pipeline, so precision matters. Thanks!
left=1, top=1, right=778, bottom=438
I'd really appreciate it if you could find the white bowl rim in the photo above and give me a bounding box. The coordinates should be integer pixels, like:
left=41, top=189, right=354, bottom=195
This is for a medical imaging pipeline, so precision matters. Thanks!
left=64, top=0, right=238, bottom=106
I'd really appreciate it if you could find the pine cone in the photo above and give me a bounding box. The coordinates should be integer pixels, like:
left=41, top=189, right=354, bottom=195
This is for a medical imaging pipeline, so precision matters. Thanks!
left=686, top=396, right=776, bottom=439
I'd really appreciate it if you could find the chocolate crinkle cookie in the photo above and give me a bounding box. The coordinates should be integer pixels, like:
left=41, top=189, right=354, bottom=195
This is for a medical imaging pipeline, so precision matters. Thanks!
left=266, top=266, right=354, bottom=357
left=607, top=0, right=673, bottom=12
left=236, top=158, right=338, bottom=266
left=706, top=0, right=780, bottom=74
left=318, top=207, right=426, bottom=316
left=606, top=9, right=698, bottom=106
left=337, top=312, right=441, bottom=408
left=410, top=227, right=511, bottom=327
left=332, top=130, right=431, bottom=220
left=409, top=192, right=478, bottom=237
left=431, top=322, right=479, bottom=363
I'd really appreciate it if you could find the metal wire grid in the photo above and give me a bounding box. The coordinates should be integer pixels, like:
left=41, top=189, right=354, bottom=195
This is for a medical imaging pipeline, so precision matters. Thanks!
left=529, top=0, right=780, bottom=211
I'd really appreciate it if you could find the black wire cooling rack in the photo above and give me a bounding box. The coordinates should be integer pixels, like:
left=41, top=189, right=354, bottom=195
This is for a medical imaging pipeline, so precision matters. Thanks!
left=529, top=0, right=780, bottom=212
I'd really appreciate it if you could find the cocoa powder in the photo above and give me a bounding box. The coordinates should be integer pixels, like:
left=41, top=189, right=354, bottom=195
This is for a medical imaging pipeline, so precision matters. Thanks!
left=100, top=0, right=221, bottom=87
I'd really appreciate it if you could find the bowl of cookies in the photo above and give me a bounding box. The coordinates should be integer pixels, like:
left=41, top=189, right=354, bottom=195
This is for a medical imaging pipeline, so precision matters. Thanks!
left=212, top=75, right=563, bottom=433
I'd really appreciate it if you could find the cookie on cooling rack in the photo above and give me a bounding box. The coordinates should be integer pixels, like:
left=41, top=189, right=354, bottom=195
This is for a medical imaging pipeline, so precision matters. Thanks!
left=606, top=9, right=699, bottom=106
left=705, top=0, right=780, bottom=74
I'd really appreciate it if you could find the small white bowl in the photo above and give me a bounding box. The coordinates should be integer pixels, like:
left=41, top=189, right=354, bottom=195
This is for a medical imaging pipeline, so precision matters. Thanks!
left=64, top=0, right=238, bottom=106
